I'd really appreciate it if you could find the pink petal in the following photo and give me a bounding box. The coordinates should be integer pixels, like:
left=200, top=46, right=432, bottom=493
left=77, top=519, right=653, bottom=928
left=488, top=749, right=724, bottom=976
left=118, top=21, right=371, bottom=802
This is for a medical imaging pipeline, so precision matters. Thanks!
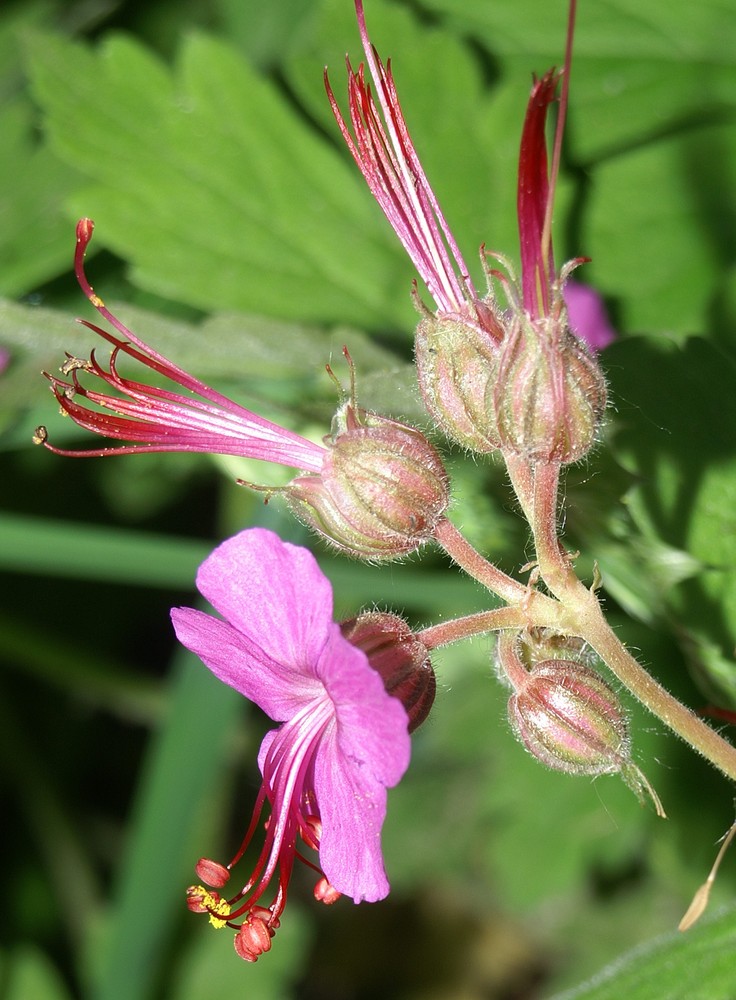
left=313, top=627, right=410, bottom=901
left=564, top=280, right=617, bottom=351
left=314, top=730, right=391, bottom=902
left=195, top=528, right=335, bottom=673
left=170, top=608, right=318, bottom=720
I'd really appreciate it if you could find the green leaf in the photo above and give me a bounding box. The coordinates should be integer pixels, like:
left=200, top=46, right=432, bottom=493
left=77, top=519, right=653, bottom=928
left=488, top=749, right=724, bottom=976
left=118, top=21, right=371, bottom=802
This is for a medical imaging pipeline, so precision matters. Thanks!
left=550, top=903, right=736, bottom=1000
left=415, top=0, right=736, bottom=160
left=600, top=335, right=736, bottom=703
left=586, top=123, right=736, bottom=336
left=0, top=99, right=83, bottom=297
left=606, top=336, right=736, bottom=568
left=669, top=569, right=736, bottom=709
left=24, top=29, right=411, bottom=330
left=0, top=2, right=85, bottom=296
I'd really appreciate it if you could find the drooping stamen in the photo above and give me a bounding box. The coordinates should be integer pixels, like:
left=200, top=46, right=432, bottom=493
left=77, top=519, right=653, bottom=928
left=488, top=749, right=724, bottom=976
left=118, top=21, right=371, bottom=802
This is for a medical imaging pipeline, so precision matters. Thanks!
left=191, top=698, right=333, bottom=936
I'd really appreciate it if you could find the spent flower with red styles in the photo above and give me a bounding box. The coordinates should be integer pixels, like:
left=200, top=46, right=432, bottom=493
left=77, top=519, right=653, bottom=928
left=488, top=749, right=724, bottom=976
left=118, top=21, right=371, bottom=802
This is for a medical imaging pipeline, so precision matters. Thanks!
left=328, top=0, right=609, bottom=463
left=36, top=219, right=449, bottom=558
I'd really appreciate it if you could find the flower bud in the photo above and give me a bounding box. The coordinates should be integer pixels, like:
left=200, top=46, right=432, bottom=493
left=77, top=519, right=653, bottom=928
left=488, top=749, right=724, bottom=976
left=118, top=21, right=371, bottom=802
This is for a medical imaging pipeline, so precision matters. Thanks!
left=508, top=658, right=630, bottom=776
left=286, top=402, right=449, bottom=560
left=340, top=611, right=435, bottom=732
left=414, top=310, right=503, bottom=454
left=497, top=633, right=664, bottom=813
left=489, top=311, right=607, bottom=464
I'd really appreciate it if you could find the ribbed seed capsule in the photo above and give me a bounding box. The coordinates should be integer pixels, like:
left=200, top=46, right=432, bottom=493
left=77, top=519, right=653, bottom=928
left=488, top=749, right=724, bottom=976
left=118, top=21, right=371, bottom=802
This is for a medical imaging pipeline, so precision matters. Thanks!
left=508, top=658, right=630, bottom=776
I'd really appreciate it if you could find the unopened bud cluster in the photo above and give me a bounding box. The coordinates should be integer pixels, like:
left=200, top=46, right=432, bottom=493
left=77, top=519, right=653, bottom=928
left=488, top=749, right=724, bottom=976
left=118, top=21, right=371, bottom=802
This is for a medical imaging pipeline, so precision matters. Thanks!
left=415, top=274, right=607, bottom=464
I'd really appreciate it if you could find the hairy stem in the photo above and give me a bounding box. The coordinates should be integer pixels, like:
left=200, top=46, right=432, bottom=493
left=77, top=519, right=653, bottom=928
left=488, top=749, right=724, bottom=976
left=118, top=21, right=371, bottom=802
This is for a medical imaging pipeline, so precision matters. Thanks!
left=432, top=516, right=530, bottom=604
left=565, top=588, right=736, bottom=783
left=418, top=604, right=561, bottom=650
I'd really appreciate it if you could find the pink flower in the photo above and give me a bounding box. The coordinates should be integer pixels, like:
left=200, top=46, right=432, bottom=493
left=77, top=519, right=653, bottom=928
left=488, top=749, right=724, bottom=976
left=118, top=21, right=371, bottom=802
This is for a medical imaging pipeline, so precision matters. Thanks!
left=171, top=528, right=410, bottom=961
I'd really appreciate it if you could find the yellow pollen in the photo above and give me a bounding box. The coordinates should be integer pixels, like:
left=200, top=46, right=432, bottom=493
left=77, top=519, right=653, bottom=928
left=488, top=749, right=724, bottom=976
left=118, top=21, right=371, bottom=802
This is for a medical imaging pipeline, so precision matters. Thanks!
left=90, top=294, right=105, bottom=308
left=204, top=890, right=231, bottom=929
left=190, top=885, right=231, bottom=929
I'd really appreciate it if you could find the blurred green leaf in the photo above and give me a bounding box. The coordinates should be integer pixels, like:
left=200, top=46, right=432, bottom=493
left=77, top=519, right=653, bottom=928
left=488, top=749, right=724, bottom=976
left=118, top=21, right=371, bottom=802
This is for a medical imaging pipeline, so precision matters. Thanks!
left=1, top=946, right=73, bottom=1000
left=90, top=650, right=243, bottom=1000
left=213, top=0, right=316, bottom=69
left=599, top=336, right=736, bottom=702
left=606, top=336, right=736, bottom=568
left=551, top=903, right=736, bottom=1000
left=669, top=569, right=736, bottom=710
left=0, top=510, right=491, bottom=618
left=0, top=512, right=209, bottom=586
